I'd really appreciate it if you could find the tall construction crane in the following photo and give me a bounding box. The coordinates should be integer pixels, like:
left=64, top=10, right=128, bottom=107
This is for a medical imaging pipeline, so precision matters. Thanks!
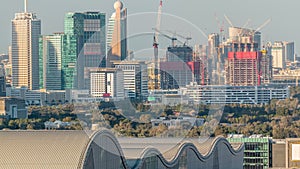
left=214, top=13, right=225, bottom=43
left=153, top=0, right=163, bottom=90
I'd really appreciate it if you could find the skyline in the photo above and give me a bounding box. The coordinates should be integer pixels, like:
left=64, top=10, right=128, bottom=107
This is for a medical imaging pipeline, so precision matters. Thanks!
left=0, top=0, right=300, bottom=54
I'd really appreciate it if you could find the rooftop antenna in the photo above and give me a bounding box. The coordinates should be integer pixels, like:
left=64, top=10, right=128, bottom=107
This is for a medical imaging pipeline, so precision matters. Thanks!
left=24, top=0, right=28, bottom=13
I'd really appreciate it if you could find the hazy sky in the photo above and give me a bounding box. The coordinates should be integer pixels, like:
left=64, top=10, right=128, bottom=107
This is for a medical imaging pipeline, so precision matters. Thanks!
left=1, top=0, right=300, bottom=55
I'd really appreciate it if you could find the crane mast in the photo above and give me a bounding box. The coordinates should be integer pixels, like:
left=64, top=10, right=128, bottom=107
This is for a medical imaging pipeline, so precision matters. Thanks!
left=153, top=0, right=163, bottom=90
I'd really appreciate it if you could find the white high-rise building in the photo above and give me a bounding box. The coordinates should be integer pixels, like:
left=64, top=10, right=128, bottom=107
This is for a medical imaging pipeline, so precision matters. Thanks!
left=272, top=41, right=286, bottom=69
left=112, top=61, right=148, bottom=100
left=12, top=0, right=41, bottom=90
left=90, top=68, right=124, bottom=100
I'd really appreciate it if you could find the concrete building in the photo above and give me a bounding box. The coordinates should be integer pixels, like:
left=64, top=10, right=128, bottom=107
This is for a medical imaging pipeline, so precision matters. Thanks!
left=0, top=97, right=27, bottom=119
left=226, top=51, right=260, bottom=86
left=228, top=27, right=261, bottom=50
left=0, top=130, right=244, bottom=169
left=64, top=12, right=106, bottom=89
left=181, top=83, right=289, bottom=105
left=272, top=139, right=286, bottom=168
left=227, top=134, right=272, bottom=169
left=11, top=2, right=41, bottom=90
left=90, top=68, right=124, bottom=100
left=39, top=33, right=63, bottom=90
left=112, top=61, right=148, bottom=100
left=272, top=41, right=286, bottom=69
left=107, top=0, right=127, bottom=66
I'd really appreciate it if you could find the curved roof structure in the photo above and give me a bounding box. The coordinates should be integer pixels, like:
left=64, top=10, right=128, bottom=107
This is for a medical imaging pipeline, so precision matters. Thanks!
left=0, top=129, right=244, bottom=169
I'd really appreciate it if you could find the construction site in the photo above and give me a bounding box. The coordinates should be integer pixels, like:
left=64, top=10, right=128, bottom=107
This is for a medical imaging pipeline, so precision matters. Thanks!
left=149, top=0, right=273, bottom=90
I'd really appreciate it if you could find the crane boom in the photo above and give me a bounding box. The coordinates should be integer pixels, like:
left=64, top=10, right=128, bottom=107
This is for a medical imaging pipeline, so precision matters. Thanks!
left=255, top=18, right=271, bottom=33
left=224, top=14, right=234, bottom=27
left=153, top=0, right=163, bottom=90
left=154, top=0, right=163, bottom=43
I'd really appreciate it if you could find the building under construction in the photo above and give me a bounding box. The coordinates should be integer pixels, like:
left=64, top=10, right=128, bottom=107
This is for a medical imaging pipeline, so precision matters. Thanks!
left=225, top=46, right=272, bottom=86
left=160, top=45, right=209, bottom=89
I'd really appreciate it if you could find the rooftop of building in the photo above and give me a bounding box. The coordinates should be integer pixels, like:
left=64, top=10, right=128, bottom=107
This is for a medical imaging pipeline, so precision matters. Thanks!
left=0, top=129, right=244, bottom=169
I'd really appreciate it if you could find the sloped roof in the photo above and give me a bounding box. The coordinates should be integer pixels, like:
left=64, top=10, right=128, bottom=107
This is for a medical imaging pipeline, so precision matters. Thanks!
left=0, top=130, right=92, bottom=169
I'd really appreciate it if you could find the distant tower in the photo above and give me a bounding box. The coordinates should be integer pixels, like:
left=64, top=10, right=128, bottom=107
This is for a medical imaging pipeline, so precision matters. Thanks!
left=272, top=41, right=286, bottom=69
left=107, top=0, right=128, bottom=67
left=11, top=0, right=41, bottom=90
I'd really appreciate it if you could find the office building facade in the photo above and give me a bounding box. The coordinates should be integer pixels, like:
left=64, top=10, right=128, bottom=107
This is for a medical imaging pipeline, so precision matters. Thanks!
left=182, top=84, right=289, bottom=105
left=39, top=33, right=63, bottom=90
left=272, top=41, right=286, bottom=69
left=64, top=12, right=106, bottom=89
left=283, top=41, right=295, bottom=62
left=112, top=61, right=148, bottom=100
left=12, top=12, right=41, bottom=90
left=227, top=135, right=272, bottom=169
left=90, top=68, right=124, bottom=99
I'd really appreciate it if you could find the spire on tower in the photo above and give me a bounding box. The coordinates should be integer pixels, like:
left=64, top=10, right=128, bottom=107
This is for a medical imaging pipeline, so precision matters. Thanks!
left=24, top=0, right=28, bottom=13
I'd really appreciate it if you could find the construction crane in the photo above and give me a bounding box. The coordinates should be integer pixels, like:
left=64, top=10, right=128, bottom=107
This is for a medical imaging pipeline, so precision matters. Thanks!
left=224, top=14, right=234, bottom=27
left=164, top=30, right=191, bottom=46
left=153, top=0, right=163, bottom=90
left=248, top=18, right=272, bottom=43
left=214, top=13, right=225, bottom=43
left=153, top=28, right=180, bottom=47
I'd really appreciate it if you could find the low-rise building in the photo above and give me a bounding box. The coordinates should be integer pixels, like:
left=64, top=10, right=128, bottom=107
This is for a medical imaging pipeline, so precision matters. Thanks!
left=0, top=97, right=27, bottom=118
left=161, top=94, right=189, bottom=105
left=181, top=83, right=289, bottom=105
left=151, top=116, right=204, bottom=129
left=227, top=134, right=272, bottom=169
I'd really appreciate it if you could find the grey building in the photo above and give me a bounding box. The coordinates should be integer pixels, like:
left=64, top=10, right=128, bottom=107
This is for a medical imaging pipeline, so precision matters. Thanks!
left=0, top=97, right=27, bottom=119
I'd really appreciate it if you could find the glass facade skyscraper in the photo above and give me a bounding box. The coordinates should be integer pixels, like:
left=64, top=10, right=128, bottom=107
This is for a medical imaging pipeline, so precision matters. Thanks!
left=64, top=12, right=106, bottom=90
left=61, top=35, right=77, bottom=89
left=39, top=33, right=63, bottom=90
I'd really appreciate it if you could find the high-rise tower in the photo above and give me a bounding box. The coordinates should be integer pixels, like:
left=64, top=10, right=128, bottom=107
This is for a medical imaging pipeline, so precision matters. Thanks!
left=12, top=0, right=41, bottom=90
left=39, top=33, right=63, bottom=90
left=107, top=0, right=127, bottom=67
left=64, top=12, right=106, bottom=89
